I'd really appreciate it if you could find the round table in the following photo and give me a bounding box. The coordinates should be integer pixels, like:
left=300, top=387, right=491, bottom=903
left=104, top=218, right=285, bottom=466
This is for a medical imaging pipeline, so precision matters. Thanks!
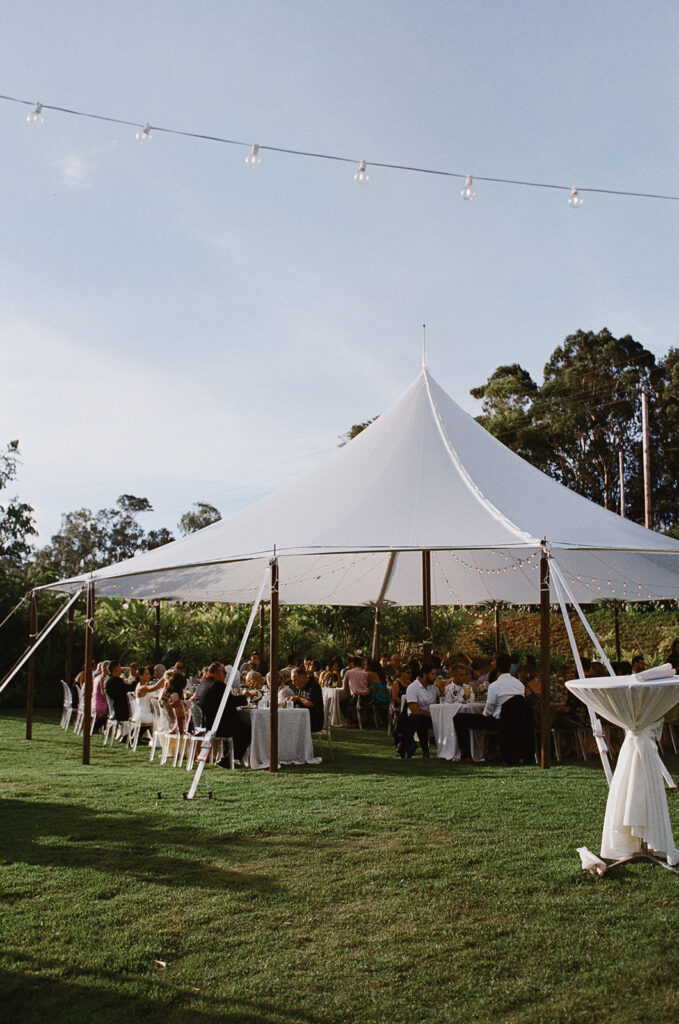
left=237, top=707, right=322, bottom=770
left=566, top=674, right=679, bottom=865
left=429, top=701, right=487, bottom=761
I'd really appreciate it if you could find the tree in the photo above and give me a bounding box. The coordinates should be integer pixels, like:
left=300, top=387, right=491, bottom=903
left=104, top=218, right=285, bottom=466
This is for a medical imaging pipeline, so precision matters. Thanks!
left=471, top=329, right=658, bottom=522
left=178, top=502, right=221, bottom=536
left=38, top=494, right=159, bottom=577
left=338, top=417, right=378, bottom=447
left=0, top=440, right=37, bottom=567
left=143, top=527, right=175, bottom=550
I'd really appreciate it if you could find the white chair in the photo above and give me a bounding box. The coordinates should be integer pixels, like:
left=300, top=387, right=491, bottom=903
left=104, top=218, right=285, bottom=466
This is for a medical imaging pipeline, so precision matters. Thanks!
left=60, top=680, right=74, bottom=730
left=102, top=694, right=132, bottom=746
left=126, top=692, right=148, bottom=752
left=311, top=702, right=334, bottom=760
left=185, top=703, right=232, bottom=770
left=149, top=698, right=177, bottom=763
left=73, top=684, right=84, bottom=734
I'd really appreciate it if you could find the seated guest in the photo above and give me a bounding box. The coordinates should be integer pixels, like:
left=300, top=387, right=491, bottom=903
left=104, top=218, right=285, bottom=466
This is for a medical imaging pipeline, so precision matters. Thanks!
left=391, top=666, right=412, bottom=714
left=246, top=670, right=265, bottom=698
left=319, top=658, right=342, bottom=688
left=153, top=663, right=166, bottom=680
left=126, top=662, right=141, bottom=687
left=668, top=639, right=679, bottom=671
left=104, top=661, right=134, bottom=722
left=288, top=667, right=324, bottom=731
left=192, top=662, right=251, bottom=765
left=368, top=660, right=390, bottom=724
left=134, top=664, right=164, bottom=731
left=631, top=654, right=646, bottom=674
left=398, top=665, right=440, bottom=759
left=442, top=662, right=474, bottom=703
left=239, top=651, right=261, bottom=676
left=387, top=652, right=402, bottom=682
left=454, top=653, right=524, bottom=756
left=303, top=656, right=318, bottom=684
left=161, top=670, right=188, bottom=734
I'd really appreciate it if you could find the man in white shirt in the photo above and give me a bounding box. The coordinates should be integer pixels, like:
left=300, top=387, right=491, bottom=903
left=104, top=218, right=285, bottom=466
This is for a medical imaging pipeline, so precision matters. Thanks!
left=454, top=654, right=524, bottom=757
left=397, top=666, right=439, bottom=759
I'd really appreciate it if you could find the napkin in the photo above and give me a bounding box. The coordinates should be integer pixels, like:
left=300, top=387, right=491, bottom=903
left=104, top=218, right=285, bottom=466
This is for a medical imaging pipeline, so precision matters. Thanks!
left=577, top=847, right=607, bottom=875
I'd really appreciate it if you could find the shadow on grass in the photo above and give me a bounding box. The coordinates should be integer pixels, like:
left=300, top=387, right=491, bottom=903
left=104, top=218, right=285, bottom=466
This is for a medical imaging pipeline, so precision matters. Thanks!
left=0, top=956, right=316, bottom=1024
left=0, top=797, right=280, bottom=893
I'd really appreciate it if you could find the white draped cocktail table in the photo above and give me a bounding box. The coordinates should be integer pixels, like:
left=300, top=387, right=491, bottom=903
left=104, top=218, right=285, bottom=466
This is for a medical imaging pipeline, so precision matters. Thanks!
left=566, top=674, right=679, bottom=869
left=238, top=707, right=322, bottom=769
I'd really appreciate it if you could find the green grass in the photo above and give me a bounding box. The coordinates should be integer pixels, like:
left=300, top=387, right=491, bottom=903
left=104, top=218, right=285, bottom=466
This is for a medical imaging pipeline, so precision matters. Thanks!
left=1, top=711, right=679, bottom=1024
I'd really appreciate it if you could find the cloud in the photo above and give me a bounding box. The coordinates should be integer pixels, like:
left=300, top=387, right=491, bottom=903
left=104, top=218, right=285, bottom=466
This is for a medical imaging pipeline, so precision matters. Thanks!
left=55, top=152, right=94, bottom=189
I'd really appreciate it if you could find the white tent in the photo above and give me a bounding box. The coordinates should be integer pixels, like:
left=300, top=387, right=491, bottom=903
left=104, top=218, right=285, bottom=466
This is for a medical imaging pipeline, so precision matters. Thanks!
left=46, top=367, right=679, bottom=606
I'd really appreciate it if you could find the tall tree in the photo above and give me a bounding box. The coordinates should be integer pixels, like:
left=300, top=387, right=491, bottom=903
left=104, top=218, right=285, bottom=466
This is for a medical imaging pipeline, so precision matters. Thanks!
left=338, top=417, right=378, bottom=447
left=471, top=329, right=658, bottom=522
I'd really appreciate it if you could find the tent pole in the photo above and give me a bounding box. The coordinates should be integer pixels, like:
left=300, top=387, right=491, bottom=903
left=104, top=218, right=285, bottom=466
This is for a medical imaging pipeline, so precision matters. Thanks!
left=494, top=604, right=501, bottom=657
left=154, top=600, right=161, bottom=663
left=269, top=558, right=279, bottom=773
left=371, top=606, right=381, bottom=661
left=422, top=550, right=432, bottom=666
left=539, top=553, right=551, bottom=769
left=65, top=602, right=74, bottom=688
left=259, top=602, right=266, bottom=668
left=25, top=590, right=37, bottom=740
left=614, top=603, right=621, bottom=662
left=82, top=582, right=95, bottom=765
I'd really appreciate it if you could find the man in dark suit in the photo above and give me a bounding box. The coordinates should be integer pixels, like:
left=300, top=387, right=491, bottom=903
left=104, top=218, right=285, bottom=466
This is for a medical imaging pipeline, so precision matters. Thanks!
left=193, top=661, right=251, bottom=764
left=104, top=661, right=133, bottom=721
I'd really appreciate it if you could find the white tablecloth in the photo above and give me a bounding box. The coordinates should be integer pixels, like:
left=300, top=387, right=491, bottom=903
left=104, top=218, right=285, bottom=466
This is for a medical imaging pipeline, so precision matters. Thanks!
left=322, top=687, right=346, bottom=727
left=430, top=702, right=487, bottom=761
left=238, top=707, right=322, bottom=770
left=566, top=675, right=679, bottom=863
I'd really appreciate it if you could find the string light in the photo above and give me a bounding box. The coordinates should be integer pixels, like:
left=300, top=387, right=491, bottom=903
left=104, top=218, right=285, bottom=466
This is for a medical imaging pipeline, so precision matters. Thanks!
left=135, top=122, right=152, bottom=144
left=568, top=185, right=583, bottom=208
left=245, top=143, right=260, bottom=167
left=354, top=159, right=369, bottom=184
left=4, top=90, right=679, bottom=205
left=460, top=174, right=475, bottom=201
left=26, top=101, right=43, bottom=126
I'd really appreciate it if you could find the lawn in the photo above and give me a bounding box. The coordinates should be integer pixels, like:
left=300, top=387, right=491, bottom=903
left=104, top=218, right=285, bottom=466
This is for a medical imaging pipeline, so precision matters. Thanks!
left=1, top=711, right=679, bottom=1024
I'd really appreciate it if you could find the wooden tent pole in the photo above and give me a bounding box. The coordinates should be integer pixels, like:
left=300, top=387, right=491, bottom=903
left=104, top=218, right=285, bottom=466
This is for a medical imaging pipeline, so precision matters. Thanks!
left=494, top=603, right=501, bottom=657
left=65, top=602, right=74, bottom=688
left=371, top=606, right=381, bottom=661
left=25, top=590, right=37, bottom=740
left=539, top=553, right=551, bottom=769
left=82, top=581, right=95, bottom=765
left=269, top=559, right=279, bottom=773
left=422, top=550, right=432, bottom=666
left=154, top=601, right=161, bottom=663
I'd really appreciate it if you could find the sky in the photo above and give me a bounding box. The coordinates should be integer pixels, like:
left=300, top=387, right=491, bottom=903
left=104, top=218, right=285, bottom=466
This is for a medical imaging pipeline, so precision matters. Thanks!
left=1, top=0, right=678, bottom=545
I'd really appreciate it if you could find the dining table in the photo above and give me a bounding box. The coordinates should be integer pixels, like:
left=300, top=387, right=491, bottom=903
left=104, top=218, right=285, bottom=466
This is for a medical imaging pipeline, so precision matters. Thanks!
left=321, top=686, right=346, bottom=727
left=566, top=672, right=679, bottom=869
left=237, top=706, right=322, bottom=770
left=429, top=700, right=487, bottom=761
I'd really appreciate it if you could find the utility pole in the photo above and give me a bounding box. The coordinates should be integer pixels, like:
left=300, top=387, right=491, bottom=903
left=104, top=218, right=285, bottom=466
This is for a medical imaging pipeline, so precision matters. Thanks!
left=641, top=390, right=652, bottom=529
left=618, top=450, right=625, bottom=518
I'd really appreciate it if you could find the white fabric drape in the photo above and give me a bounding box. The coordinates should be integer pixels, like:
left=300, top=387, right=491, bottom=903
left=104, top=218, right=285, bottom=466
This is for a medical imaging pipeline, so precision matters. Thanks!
left=566, top=675, right=679, bottom=864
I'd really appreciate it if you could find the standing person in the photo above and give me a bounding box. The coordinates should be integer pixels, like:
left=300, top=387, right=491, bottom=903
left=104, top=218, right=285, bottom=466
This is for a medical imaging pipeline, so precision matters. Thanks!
left=91, top=660, right=110, bottom=732
left=161, top=670, right=188, bottom=734
left=398, top=665, right=440, bottom=759
left=134, top=665, right=164, bottom=735
left=193, top=662, right=251, bottom=765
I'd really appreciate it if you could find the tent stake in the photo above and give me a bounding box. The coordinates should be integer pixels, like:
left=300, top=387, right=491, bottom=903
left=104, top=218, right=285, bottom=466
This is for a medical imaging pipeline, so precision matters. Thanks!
left=422, top=550, right=432, bottom=666
left=269, top=557, right=279, bottom=772
left=539, top=553, right=551, bottom=769
left=25, top=591, right=37, bottom=740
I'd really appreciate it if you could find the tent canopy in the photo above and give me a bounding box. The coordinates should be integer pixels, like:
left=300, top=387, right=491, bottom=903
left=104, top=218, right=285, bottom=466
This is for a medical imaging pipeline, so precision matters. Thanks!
left=46, top=369, right=679, bottom=606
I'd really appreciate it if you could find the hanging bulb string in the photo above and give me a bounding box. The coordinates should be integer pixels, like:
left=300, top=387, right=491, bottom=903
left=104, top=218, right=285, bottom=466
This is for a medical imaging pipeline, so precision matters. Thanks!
left=2, top=90, right=679, bottom=202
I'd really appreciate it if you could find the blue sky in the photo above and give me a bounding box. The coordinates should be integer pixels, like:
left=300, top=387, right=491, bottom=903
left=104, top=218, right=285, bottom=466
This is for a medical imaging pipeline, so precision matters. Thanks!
left=1, top=1, right=678, bottom=543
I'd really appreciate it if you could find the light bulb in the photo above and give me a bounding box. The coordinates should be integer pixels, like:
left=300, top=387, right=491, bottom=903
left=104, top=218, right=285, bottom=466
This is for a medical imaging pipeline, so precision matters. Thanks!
left=460, top=174, right=475, bottom=201
left=568, top=185, right=583, bottom=208
left=122, top=601, right=129, bottom=610
left=354, top=159, right=369, bottom=184
left=27, top=101, right=43, bottom=126
left=136, top=122, right=152, bottom=144
left=245, top=143, right=260, bottom=167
